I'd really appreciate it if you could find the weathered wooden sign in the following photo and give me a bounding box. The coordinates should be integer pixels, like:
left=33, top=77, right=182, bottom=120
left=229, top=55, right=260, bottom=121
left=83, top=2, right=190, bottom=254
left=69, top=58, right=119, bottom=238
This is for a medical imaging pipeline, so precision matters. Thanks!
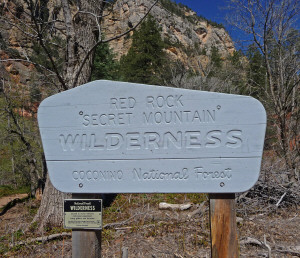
left=38, top=80, right=266, bottom=193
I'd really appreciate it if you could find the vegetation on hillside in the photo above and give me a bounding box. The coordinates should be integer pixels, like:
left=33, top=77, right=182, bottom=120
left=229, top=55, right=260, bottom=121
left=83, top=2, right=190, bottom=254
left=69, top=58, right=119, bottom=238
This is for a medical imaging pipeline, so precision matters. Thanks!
left=91, top=41, right=119, bottom=81
left=0, top=86, right=43, bottom=194
left=0, top=1, right=299, bottom=248
left=228, top=0, right=300, bottom=181
left=160, top=0, right=225, bottom=29
left=119, top=16, right=166, bottom=84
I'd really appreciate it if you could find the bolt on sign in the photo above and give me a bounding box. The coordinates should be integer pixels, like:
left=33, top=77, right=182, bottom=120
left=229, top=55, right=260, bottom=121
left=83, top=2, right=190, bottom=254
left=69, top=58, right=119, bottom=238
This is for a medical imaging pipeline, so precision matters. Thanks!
left=38, top=80, right=266, bottom=193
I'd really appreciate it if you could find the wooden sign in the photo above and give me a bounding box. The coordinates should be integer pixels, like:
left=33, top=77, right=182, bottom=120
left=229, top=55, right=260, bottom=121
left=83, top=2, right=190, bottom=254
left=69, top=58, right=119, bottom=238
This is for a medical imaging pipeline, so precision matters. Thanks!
left=38, top=80, right=266, bottom=193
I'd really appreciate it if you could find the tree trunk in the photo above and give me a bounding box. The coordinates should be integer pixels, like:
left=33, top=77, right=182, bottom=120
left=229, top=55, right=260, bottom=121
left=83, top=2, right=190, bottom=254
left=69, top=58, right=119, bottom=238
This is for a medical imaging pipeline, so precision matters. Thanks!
left=32, top=174, right=70, bottom=232
left=62, top=0, right=105, bottom=89
left=34, top=0, right=104, bottom=230
left=34, top=0, right=156, bottom=230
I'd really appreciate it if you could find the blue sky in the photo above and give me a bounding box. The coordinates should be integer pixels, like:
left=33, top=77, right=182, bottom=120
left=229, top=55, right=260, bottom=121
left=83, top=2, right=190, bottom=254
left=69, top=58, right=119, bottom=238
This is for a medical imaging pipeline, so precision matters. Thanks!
left=174, top=0, right=227, bottom=25
left=173, top=0, right=248, bottom=47
left=173, top=0, right=300, bottom=51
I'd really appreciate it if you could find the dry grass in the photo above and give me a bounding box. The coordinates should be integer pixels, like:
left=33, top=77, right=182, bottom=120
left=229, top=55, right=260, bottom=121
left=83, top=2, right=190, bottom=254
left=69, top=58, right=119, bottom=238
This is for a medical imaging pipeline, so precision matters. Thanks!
left=0, top=156, right=299, bottom=257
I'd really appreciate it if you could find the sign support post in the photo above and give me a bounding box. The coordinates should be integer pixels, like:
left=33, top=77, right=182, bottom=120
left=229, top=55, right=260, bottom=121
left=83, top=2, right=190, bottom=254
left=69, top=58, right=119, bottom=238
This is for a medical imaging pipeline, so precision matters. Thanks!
left=72, top=194, right=102, bottom=258
left=209, top=193, right=238, bottom=258
left=38, top=80, right=266, bottom=257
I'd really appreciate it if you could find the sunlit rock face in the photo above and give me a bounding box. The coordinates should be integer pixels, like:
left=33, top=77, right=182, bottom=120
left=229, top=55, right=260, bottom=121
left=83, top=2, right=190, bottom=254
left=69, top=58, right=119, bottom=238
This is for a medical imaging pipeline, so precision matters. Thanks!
left=102, top=0, right=235, bottom=73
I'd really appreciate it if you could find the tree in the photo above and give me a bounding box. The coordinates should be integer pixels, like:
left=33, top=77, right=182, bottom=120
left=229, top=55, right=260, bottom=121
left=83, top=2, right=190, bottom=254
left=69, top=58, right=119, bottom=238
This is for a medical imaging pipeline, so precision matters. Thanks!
left=0, top=81, right=43, bottom=193
left=210, top=46, right=223, bottom=70
left=119, top=15, right=165, bottom=85
left=91, top=42, right=119, bottom=81
left=161, top=45, right=248, bottom=95
left=228, top=0, right=300, bottom=182
left=0, top=0, right=158, bottom=230
left=245, top=44, right=267, bottom=99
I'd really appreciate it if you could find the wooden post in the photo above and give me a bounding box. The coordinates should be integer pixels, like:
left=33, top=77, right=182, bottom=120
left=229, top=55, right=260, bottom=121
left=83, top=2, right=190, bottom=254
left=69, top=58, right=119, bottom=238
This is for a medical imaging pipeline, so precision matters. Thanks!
left=209, top=193, right=238, bottom=258
left=72, top=194, right=102, bottom=258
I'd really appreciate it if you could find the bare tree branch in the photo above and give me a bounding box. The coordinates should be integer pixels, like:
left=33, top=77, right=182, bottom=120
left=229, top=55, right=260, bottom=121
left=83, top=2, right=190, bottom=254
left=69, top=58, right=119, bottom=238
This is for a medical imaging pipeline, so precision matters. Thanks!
left=72, top=0, right=159, bottom=88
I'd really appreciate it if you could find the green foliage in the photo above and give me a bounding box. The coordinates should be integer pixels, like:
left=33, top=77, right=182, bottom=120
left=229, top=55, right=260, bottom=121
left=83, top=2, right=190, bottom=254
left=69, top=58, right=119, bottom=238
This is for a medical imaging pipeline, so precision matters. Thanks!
left=0, top=185, right=30, bottom=198
left=206, top=46, right=223, bottom=78
left=200, top=47, right=207, bottom=56
left=160, top=0, right=187, bottom=18
left=186, top=15, right=198, bottom=24
left=0, top=91, right=43, bottom=190
left=28, top=221, right=38, bottom=233
left=221, top=51, right=248, bottom=92
left=30, top=86, right=42, bottom=103
left=0, top=33, right=22, bottom=58
left=13, top=229, right=24, bottom=239
left=228, top=50, right=243, bottom=67
left=163, top=36, right=183, bottom=48
left=184, top=46, right=195, bottom=57
left=91, top=42, right=119, bottom=81
left=210, top=46, right=222, bottom=68
left=30, top=36, right=64, bottom=72
left=119, top=16, right=166, bottom=84
left=0, top=32, right=7, bottom=50
left=102, top=229, right=115, bottom=242
left=6, top=48, right=22, bottom=59
left=185, top=27, right=192, bottom=38
left=33, top=0, right=49, bottom=24
left=15, top=3, right=24, bottom=19
left=246, top=44, right=267, bottom=99
left=160, top=0, right=225, bottom=28
left=204, top=19, right=225, bottom=29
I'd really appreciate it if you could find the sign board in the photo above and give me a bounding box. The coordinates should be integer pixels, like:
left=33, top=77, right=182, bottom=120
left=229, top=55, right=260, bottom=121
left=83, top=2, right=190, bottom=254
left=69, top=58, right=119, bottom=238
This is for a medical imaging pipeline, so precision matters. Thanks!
left=38, top=80, right=266, bottom=193
left=64, top=199, right=102, bottom=229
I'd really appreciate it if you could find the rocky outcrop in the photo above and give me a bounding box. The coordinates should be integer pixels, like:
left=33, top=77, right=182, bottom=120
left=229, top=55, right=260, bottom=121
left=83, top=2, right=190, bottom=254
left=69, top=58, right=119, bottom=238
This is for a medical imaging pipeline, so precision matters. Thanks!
left=0, top=0, right=235, bottom=86
left=102, top=0, right=235, bottom=72
left=0, top=0, right=37, bottom=91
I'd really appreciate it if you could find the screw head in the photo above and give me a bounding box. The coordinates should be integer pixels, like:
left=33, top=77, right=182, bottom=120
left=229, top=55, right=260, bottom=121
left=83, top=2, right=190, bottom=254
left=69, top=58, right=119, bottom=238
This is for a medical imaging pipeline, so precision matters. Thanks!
left=79, top=183, right=83, bottom=188
left=220, top=182, right=225, bottom=187
left=79, top=111, right=83, bottom=115
left=217, top=105, right=221, bottom=110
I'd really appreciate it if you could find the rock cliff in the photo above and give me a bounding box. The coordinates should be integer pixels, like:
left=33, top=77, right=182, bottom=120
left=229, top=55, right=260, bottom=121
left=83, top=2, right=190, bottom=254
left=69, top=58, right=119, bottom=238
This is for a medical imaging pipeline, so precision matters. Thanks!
left=102, top=0, right=235, bottom=72
left=0, top=0, right=235, bottom=87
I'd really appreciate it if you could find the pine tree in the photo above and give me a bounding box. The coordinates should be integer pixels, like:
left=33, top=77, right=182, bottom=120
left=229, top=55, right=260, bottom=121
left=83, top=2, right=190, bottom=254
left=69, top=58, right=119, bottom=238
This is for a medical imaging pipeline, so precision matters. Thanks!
left=91, top=42, right=119, bottom=80
left=207, top=46, right=223, bottom=78
left=119, top=15, right=165, bottom=84
left=246, top=44, right=266, bottom=99
left=211, top=46, right=222, bottom=68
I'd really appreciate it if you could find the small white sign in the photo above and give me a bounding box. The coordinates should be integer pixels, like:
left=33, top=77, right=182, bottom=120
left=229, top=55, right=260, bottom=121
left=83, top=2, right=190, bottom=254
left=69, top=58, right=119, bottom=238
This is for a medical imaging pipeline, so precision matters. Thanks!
left=63, top=199, right=102, bottom=229
left=38, top=80, right=266, bottom=193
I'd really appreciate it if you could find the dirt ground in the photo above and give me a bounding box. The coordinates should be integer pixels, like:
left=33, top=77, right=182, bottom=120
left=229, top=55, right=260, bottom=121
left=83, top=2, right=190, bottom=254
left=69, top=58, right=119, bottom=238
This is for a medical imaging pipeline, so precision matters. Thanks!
left=0, top=194, right=28, bottom=210
left=0, top=194, right=299, bottom=257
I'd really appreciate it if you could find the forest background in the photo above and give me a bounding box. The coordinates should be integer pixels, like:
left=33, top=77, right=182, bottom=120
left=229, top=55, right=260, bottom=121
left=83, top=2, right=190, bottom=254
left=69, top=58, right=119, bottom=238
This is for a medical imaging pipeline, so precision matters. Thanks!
left=0, top=0, right=299, bottom=256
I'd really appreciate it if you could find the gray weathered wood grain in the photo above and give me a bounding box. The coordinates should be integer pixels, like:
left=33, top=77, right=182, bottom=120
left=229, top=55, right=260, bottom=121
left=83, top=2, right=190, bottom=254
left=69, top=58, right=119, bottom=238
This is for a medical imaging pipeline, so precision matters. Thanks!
left=38, top=80, right=266, bottom=193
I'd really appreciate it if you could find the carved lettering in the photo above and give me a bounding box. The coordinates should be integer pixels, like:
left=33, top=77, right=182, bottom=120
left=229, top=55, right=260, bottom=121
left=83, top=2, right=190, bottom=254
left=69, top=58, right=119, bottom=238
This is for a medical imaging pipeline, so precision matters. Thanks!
left=110, top=97, right=136, bottom=109
left=146, top=95, right=184, bottom=108
left=126, top=133, right=141, bottom=150
left=144, top=132, right=160, bottom=150
left=194, top=167, right=232, bottom=180
left=142, top=110, right=216, bottom=125
left=163, top=131, right=182, bottom=149
left=132, top=168, right=189, bottom=181
left=226, top=130, right=243, bottom=148
left=205, top=130, right=222, bottom=148
left=59, top=134, right=80, bottom=151
left=59, top=130, right=243, bottom=151
left=72, top=170, right=123, bottom=181
left=82, top=113, right=133, bottom=126
left=185, top=131, right=201, bottom=148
